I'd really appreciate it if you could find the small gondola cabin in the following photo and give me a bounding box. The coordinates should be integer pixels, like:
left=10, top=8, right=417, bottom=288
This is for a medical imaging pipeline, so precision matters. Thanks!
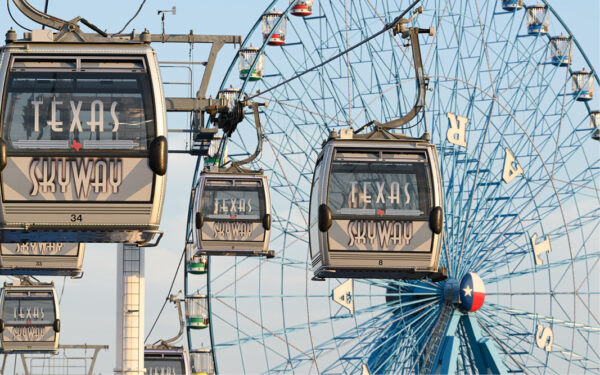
left=145, top=348, right=190, bottom=375
left=0, top=34, right=167, bottom=245
left=0, top=242, right=84, bottom=276
left=310, top=130, right=446, bottom=281
left=0, top=281, right=60, bottom=352
left=194, top=168, right=273, bottom=258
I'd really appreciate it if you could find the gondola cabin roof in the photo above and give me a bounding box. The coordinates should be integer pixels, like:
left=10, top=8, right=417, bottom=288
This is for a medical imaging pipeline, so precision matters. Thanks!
left=145, top=348, right=189, bottom=375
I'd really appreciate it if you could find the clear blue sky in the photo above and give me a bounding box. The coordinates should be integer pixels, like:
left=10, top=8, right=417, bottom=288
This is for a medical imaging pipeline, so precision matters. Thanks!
left=0, top=1, right=597, bottom=373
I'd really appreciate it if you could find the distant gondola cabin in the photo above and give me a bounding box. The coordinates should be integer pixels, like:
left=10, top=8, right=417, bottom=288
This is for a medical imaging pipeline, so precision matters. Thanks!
left=590, top=110, right=600, bottom=141
left=290, top=0, right=313, bottom=16
left=190, top=349, right=215, bottom=375
left=187, top=253, right=208, bottom=275
left=526, top=5, right=549, bottom=34
left=194, top=168, right=273, bottom=257
left=0, top=282, right=60, bottom=352
left=185, top=293, right=209, bottom=329
left=238, top=46, right=263, bottom=81
left=572, top=68, right=594, bottom=101
left=262, top=11, right=286, bottom=46
left=145, top=348, right=189, bottom=375
left=310, top=130, right=446, bottom=281
left=217, top=87, right=242, bottom=110
left=501, top=0, right=523, bottom=11
left=0, top=37, right=167, bottom=245
left=0, top=242, right=84, bottom=276
left=549, top=36, right=572, bottom=66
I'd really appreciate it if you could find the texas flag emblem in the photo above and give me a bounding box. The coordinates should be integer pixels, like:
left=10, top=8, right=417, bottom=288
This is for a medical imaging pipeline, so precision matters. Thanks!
left=459, top=272, right=485, bottom=312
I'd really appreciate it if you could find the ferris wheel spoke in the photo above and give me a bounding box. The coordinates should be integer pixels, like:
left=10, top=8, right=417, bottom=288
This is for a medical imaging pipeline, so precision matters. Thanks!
left=484, top=301, right=600, bottom=338
left=483, top=304, right=600, bottom=372
left=475, top=312, right=550, bottom=374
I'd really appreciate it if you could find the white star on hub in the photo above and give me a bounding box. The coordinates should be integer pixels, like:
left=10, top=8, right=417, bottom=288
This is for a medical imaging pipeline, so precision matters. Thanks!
left=463, top=285, right=473, bottom=297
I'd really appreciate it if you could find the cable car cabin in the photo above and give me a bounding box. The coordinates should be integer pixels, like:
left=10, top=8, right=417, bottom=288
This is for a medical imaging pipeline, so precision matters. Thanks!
left=310, top=130, right=446, bottom=281
left=194, top=168, right=273, bottom=258
left=0, top=281, right=59, bottom=353
left=0, top=242, right=84, bottom=276
left=0, top=40, right=167, bottom=245
left=145, top=348, right=190, bottom=375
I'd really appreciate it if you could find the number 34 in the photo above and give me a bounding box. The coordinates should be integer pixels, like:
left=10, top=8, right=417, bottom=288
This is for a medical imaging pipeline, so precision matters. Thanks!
left=70, top=214, right=83, bottom=222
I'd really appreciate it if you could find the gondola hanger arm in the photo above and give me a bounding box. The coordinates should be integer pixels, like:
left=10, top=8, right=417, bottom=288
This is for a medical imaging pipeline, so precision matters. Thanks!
left=11, top=0, right=67, bottom=30
left=226, top=102, right=267, bottom=171
left=375, top=13, right=433, bottom=130
left=12, top=0, right=108, bottom=39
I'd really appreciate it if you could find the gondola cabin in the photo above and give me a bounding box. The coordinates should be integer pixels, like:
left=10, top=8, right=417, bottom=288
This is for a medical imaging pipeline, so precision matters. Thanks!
left=500, top=0, right=523, bottom=11
left=185, top=293, right=209, bottom=329
left=549, top=35, right=572, bottom=66
left=0, top=34, right=167, bottom=245
left=0, top=242, right=84, bottom=276
left=238, top=46, right=263, bottom=81
left=190, top=349, right=214, bottom=375
left=572, top=68, right=594, bottom=101
left=591, top=110, right=600, bottom=141
left=310, top=129, right=446, bottom=281
left=145, top=348, right=190, bottom=375
left=187, top=243, right=208, bottom=274
left=290, top=0, right=313, bottom=16
left=262, top=11, right=286, bottom=46
left=0, top=281, right=59, bottom=353
left=526, top=5, right=549, bottom=34
left=194, top=168, right=273, bottom=258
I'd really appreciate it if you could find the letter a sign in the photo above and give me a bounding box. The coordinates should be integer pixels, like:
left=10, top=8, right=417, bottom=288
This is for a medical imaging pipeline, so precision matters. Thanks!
left=332, top=279, right=354, bottom=314
left=502, top=147, right=524, bottom=183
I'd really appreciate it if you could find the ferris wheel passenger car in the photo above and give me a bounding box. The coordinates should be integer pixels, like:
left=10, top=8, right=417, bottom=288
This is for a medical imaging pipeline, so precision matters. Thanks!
left=310, top=129, right=446, bottom=281
left=0, top=37, right=167, bottom=245
left=194, top=168, right=273, bottom=258
left=0, top=282, right=60, bottom=353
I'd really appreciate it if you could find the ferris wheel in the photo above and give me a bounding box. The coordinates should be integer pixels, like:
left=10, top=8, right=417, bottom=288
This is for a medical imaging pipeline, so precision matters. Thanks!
left=184, top=0, right=599, bottom=373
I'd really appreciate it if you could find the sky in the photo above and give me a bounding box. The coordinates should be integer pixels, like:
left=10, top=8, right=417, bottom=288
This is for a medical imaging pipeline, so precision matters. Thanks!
left=0, top=0, right=598, bottom=374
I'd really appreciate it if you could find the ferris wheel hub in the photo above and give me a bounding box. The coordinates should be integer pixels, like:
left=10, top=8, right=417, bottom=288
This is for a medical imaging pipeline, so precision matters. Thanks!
left=459, top=272, right=486, bottom=312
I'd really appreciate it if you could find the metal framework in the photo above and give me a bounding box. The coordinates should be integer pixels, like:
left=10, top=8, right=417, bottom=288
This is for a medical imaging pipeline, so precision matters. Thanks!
left=182, top=0, right=599, bottom=373
left=0, top=344, right=108, bottom=375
